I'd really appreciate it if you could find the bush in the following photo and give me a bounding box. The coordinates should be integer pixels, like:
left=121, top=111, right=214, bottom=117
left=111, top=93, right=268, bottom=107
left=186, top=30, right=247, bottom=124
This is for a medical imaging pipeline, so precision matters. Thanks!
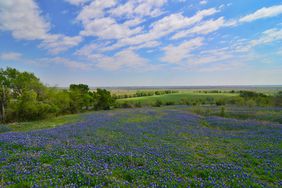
left=154, top=100, right=162, bottom=107
left=216, top=99, right=226, bottom=106
left=121, top=102, right=134, bottom=108
left=220, top=107, right=225, bottom=117
left=165, top=101, right=175, bottom=106
left=246, top=99, right=256, bottom=107
left=134, top=102, right=142, bottom=108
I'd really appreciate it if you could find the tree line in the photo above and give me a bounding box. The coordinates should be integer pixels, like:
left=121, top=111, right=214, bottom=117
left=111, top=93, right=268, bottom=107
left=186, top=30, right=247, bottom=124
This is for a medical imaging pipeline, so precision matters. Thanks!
left=117, top=90, right=282, bottom=108
left=112, top=90, right=178, bottom=99
left=1, top=68, right=282, bottom=123
left=0, top=68, right=115, bottom=123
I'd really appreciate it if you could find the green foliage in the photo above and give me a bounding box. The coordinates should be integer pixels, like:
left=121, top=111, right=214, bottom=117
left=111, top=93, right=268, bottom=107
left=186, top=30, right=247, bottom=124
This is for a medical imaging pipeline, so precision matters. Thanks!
left=239, top=90, right=267, bottom=98
left=216, top=99, right=226, bottom=106
left=119, top=101, right=134, bottom=108
left=6, top=113, right=83, bottom=132
left=220, top=107, right=225, bottom=117
left=187, top=105, right=282, bottom=124
left=114, top=90, right=178, bottom=99
left=0, top=68, right=114, bottom=123
left=93, top=89, right=115, bottom=110
left=274, top=91, right=282, bottom=107
left=69, top=84, right=93, bottom=113
left=117, top=90, right=277, bottom=108
left=154, top=100, right=162, bottom=107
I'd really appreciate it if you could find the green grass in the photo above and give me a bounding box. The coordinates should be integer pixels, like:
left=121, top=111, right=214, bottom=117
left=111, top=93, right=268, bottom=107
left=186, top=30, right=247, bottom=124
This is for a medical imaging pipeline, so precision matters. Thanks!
left=178, top=105, right=282, bottom=124
left=117, top=91, right=237, bottom=105
left=4, top=113, right=84, bottom=132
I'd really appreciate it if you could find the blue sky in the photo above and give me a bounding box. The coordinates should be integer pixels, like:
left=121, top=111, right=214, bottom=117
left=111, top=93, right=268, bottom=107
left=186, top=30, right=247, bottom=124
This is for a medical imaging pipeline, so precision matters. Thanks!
left=0, top=0, right=282, bottom=86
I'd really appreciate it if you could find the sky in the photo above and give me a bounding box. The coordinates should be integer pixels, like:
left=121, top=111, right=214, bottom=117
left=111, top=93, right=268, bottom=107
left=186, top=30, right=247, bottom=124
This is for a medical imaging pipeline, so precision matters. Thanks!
left=0, top=0, right=282, bottom=87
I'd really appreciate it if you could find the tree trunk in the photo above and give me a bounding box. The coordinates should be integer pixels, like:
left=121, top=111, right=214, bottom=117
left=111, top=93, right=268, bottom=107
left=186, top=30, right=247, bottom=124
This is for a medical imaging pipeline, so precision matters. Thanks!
left=1, top=83, right=5, bottom=122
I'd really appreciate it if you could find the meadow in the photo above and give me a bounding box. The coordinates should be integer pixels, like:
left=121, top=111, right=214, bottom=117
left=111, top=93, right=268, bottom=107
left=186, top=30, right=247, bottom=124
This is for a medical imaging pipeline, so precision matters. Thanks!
left=116, top=91, right=237, bottom=106
left=1, top=106, right=281, bottom=187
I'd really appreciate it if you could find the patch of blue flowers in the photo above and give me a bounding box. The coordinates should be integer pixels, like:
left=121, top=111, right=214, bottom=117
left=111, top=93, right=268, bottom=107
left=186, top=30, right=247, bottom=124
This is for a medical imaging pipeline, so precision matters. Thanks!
left=0, top=107, right=281, bottom=187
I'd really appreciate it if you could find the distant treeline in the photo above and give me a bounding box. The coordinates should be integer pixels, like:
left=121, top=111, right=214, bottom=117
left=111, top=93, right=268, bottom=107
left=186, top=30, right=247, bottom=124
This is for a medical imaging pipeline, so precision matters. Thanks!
left=117, top=90, right=282, bottom=108
left=1, top=68, right=282, bottom=123
left=112, top=90, right=178, bottom=99
left=196, top=90, right=246, bottom=94
left=0, top=68, right=115, bottom=123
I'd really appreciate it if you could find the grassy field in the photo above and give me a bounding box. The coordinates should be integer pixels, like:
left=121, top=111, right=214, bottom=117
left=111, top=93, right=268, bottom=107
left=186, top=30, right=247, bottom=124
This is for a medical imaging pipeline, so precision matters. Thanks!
left=108, top=86, right=282, bottom=96
left=117, top=91, right=238, bottom=105
left=171, top=105, right=282, bottom=124
left=0, top=113, right=84, bottom=133
left=0, top=106, right=281, bottom=187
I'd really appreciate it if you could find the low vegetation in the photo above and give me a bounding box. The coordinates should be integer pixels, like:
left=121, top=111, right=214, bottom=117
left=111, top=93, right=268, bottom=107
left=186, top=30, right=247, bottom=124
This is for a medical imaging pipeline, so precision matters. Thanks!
left=1, top=68, right=281, bottom=124
left=112, top=90, right=179, bottom=99
left=116, top=90, right=282, bottom=108
left=1, top=107, right=281, bottom=187
left=1, top=68, right=282, bottom=187
left=0, top=68, right=115, bottom=123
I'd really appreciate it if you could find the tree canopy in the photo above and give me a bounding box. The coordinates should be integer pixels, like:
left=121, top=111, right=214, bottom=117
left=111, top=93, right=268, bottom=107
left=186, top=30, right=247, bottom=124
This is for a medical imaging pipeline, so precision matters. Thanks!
left=0, top=68, right=115, bottom=123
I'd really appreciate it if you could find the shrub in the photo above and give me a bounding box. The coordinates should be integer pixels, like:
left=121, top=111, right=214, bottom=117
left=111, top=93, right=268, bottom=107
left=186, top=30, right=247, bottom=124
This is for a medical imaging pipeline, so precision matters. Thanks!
left=220, top=107, right=225, bottom=117
left=134, top=102, right=142, bottom=108
left=154, top=100, right=162, bottom=107
left=165, top=101, right=175, bottom=106
left=121, top=102, right=134, bottom=108
left=216, top=99, right=226, bottom=106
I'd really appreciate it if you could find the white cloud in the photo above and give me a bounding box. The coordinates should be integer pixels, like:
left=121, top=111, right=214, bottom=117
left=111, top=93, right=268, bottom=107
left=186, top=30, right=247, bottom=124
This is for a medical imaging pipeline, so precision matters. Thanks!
left=128, top=40, right=161, bottom=50
left=240, top=5, right=282, bottom=22
left=233, top=28, right=282, bottom=52
left=200, top=1, right=207, bottom=5
left=0, top=52, right=22, bottom=61
left=50, top=57, right=92, bottom=70
left=76, top=0, right=117, bottom=23
left=251, top=28, right=282, bottom=46
left=0, top=0, right=82, bottom=54
left=76, top=1, right=153, bottom=40
left=123, top=18, right=144, bottom=27
left=110, top=0, right=167, bottom=18
left=40, top=35, right=83, bottom=54
left=171, top=17, right=225, bottom=39
left=107, top=8, right=218, bottom=50
left=75, top=43, right=101, bottom=57
left=80, top=17, right=142, bottom=39
left=0, top=0, right=50, bottom=40
left=16, top=56, right=92, bottom=71
left=161, top=37, right=204, bottom=64
left=76, top=47, right=157, bottom=71
left=64, top=0, right=90, bottom=6
left=95, top=50, right=149, bottom=70
left=189, top=48, right=235, bottom=65
left=75, top=40, right=160, bottom=58
left=150, top=8, right=218, bottom=35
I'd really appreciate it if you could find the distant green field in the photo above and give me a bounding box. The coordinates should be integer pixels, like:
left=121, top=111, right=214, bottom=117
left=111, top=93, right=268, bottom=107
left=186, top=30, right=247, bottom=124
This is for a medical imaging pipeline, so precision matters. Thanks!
left=117, top=91, right=238, bottom=105
left=108, top=86, right=282, bottom=96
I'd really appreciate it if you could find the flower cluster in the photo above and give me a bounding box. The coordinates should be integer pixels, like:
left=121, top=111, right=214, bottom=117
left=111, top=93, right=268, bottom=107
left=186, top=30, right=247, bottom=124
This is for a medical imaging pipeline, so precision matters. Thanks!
left=1, top=107, right=281, bottom=187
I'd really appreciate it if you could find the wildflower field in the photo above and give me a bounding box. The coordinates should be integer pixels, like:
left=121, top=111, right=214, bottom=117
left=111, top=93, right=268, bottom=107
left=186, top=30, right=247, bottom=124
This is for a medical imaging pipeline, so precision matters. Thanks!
left=0, top=106, right=281, bottom=187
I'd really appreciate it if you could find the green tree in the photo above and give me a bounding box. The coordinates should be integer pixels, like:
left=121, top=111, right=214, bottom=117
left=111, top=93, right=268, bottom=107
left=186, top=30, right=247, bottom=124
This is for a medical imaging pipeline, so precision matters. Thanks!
left=1, top=68, right=52, bottom=122
left=69, top=84, right=92, bottom=113
left=93, top=89, right=115, bottom=110
left=274, top=91, right=282, bottom=107
left=0, top=69, right=9, bottom=122
left=46, top=88, right=71, bottom=115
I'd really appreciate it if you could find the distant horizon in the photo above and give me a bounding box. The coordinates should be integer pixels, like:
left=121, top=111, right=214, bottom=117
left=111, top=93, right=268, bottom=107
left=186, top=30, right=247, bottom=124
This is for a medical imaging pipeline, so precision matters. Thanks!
left=1, top=0, right=282, bottom=86
left=55, top=84, right=282, bottom=89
